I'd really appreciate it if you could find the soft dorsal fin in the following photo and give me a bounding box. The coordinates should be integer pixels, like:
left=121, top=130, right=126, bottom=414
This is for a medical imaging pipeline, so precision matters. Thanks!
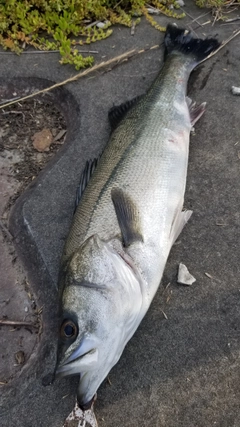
left=108, top=95, right=142, bottom=129
left=111, top=188, right=143, bottom=247
left=75, top=158, right=99, bottom=210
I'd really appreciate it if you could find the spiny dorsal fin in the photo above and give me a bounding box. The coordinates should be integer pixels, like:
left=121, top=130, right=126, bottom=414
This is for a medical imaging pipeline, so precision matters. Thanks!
left=75, top=158, right=99, bottom=210
left=111, top=188, right=143, bottom=247
left=108, top=95, right=142, bottom=129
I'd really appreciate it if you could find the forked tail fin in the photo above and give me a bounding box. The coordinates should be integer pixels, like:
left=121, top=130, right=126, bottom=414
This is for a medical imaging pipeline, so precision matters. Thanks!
left=164, top=24, right=220, bottom=66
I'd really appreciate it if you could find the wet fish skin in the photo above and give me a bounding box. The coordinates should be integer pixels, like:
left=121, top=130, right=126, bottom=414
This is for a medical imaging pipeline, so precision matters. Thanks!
left=56, top=25, right=220, bottom=407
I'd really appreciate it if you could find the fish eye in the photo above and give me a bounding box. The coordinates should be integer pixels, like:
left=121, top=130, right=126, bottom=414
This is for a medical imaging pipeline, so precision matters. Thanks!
left=60, top=320, right=78, bottom=339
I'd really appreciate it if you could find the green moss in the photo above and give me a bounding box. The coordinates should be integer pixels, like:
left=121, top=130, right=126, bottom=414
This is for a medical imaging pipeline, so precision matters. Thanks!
left=0, top=1, right=185, bottom=70
left=196, top=0, right=240, bottom=19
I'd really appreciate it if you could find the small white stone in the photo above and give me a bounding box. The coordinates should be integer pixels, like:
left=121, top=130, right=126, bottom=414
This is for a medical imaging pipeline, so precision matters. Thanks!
left=147, top=7, right=160, bottom=15
left=177, top=263, right=196, bottom=286
left=176, top=0, right=185, bottom=6
left=231, top=86, right=240, bottom=95
left=24, top=307, right=29, bottom=313
left=96, top=21, right=109, bottom=28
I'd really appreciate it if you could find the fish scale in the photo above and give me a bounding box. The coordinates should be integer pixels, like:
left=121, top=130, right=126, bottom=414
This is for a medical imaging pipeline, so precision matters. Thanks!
left=56, top=25, right=220, bottom=426
left=64, top=58, right=190, bottom=263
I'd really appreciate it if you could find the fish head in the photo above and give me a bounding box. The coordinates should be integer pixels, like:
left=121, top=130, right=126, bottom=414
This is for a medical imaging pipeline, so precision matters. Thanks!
left=56, top=234, right=143, bottom=406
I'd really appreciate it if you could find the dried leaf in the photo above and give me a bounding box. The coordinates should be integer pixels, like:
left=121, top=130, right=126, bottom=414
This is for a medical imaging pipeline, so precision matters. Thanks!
left=3, top=38, right=16, bottom=50
left=53, top=129, right=67, bottom=142
left=15, top=350, right=25, bottom=365
left=32, top=128, right=53, bottom=152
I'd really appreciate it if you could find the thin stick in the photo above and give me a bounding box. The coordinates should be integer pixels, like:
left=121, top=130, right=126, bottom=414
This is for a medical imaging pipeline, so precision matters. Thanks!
left=190, top=11, right=211, bottom=24
left=0, top=319, right=38, bottom=328
left=0, top=49, right=99, bottom=55
left=0, top=96, right=20, bottom=106
left=180, top=7, right=204, bottom=27
left=224, top=16, right=240, bottom=23
left=0, top=48, right=136, bottom=110
left=0, top=29, right=239, bottom=110
left=188, top=25, right=198, bottom=38
left=160, top=309, right=168, bottom=319
left=201, top=20, right=211, bottom=26
left=200, top=28, right=240, bottom=64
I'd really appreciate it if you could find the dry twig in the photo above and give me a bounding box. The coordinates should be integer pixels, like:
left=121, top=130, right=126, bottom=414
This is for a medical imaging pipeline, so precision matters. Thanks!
left=0, top=49, right=99, bottom=55
left=225, top=16, right=240, bottom=22
left=0, top=319, right=38, bottom=328
left=200, top=28, right=240, bottom=64
left=0, top=28, right=239, bottom=110
left=0, top=48, right=137, bottom=110
left=160, top=309, right=168, bottom=319
left=180, top=7, right=204, bottom=27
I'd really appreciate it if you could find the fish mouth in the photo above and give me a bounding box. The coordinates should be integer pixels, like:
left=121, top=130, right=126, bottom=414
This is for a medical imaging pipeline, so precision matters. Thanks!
left=56, top=348, right=98, bottom=378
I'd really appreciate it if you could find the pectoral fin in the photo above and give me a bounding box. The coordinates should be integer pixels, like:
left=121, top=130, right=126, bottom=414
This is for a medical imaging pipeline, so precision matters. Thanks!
left=111, top=188, right=143, bottom=247
left=170, top=208, right=192, bottom=246
left=186, top=96, right=206, bottom=126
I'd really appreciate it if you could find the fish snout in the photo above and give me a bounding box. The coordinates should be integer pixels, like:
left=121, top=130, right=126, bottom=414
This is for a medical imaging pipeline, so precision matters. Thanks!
left=77, top=393, right=97, bottom=411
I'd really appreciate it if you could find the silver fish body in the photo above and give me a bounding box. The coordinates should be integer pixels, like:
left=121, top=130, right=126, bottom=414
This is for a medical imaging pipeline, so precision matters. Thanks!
left=56, top=25, right=219, bottom=407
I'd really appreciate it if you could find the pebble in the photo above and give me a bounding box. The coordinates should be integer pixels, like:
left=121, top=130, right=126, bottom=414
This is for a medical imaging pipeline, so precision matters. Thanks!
left=177, top=263, right=196, bottom=286
left=176, top=0, right=185, bottom=5
left=231, top=86, right=240, bottom=95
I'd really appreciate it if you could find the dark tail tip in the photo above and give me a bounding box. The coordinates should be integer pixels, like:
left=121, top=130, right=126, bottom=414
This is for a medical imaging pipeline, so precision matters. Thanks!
left=164, top=24, right=220, bottom=64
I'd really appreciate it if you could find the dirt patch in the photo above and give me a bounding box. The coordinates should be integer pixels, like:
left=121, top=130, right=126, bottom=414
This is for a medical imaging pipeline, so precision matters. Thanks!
left=0, top=97, right=66, bottom=384
left=0, top=98, right=67, bottom=213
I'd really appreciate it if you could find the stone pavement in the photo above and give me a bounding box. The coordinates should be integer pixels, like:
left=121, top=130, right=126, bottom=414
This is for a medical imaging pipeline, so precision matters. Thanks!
left=0, top=2, right=240, bottom=426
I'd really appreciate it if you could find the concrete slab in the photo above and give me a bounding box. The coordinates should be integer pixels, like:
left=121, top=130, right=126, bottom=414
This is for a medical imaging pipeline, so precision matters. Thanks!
left=0, top=3, right=240, bottom=426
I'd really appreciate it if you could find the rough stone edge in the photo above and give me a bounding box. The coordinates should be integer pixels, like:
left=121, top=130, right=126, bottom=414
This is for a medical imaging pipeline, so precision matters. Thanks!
left=0, top=77, right=80, bottom=415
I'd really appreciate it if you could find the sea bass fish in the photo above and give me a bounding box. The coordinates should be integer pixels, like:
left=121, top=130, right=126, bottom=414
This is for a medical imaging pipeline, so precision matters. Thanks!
left=56, top=24, right=219, bottom=422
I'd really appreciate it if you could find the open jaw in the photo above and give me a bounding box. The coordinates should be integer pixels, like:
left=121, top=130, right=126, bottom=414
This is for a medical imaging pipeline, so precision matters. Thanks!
left=56, top=348, right=98, bottom=378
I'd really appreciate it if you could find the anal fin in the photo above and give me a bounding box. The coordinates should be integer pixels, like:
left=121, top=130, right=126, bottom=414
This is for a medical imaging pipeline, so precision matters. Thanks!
left=111, top=188, right=143, bottom=247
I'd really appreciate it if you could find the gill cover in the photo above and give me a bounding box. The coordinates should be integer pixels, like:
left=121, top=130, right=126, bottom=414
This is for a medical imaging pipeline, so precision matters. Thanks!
left=57, top=233, right=144, bottom=405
